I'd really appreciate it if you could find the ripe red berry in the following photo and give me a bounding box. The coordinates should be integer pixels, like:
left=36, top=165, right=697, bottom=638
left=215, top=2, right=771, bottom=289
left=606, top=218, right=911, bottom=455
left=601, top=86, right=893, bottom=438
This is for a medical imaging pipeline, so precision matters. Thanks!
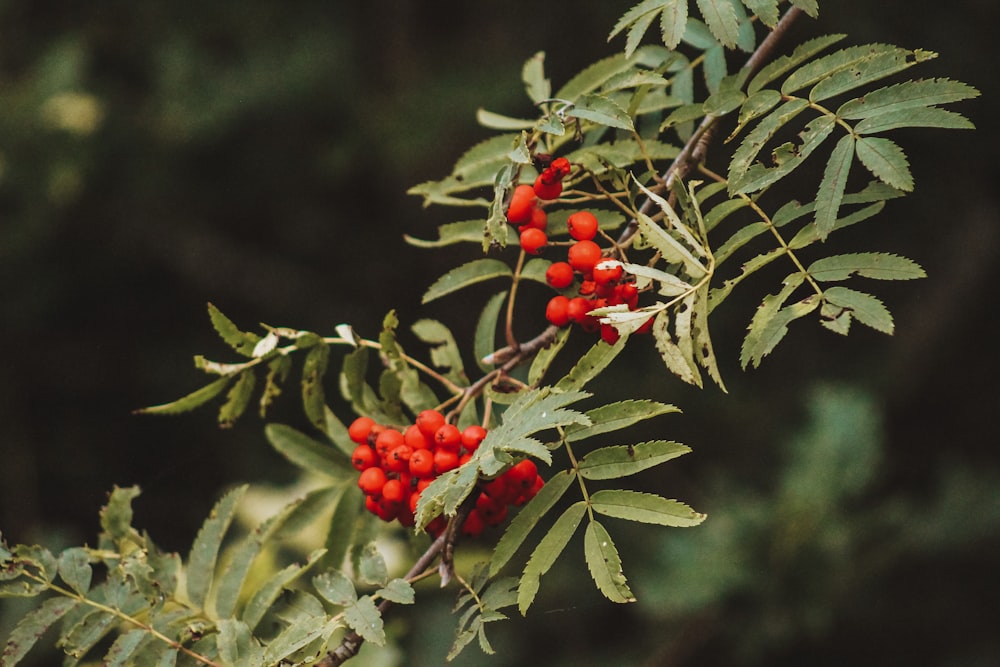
left=592, top=260, right=624, bottom=285
left=545, top=295, right=571, bottom=327
left=549, top=156, right=571, bottom=179
left=416, top=409, right=446, bottom=439
left=636, top=315, right=655, bottom=334
left=351, top=445, right=377, bottom=471
left=348, top=416, right=376, bottom=444
left=434, top=423, right=462, bottom=451
left=525, top=206, right=548, bottom=231
left=381, top=478, right=406, bottom=505
left=567, top=211, right=599, bottom=241
left=545, top=261, right=575, bottom=289
left=566, top=296, right=593, bottom=325
left=506, top=184, right=537, bottom=225
left=409, top=448, right=434, bottom=477
left=519, top=227, right=547, bottom=255
left=567, top=239, right=603, bottom=274
left=461, top=509, right=486, bottom=537
left=357, top=467, right=387, bottom=496
left=461, top=425, right=488, bottom=452
left=386, top=444, right=412, bottom=473
left=600, top=323, right=621, bottom=345
left=433, top=449, right=460, bottom=474
left=507, top=459, right=538, bottom=489
left=403, top=423, right=430, bottom=450
left=533, top=174, right=562, bottom=200
left=374, top=428, right=404, bottom=458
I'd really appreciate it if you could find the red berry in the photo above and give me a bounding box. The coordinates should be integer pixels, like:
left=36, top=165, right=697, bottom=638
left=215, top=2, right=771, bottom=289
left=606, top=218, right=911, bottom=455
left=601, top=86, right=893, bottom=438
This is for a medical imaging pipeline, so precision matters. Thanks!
left=519, top=227, right=547, bottom=255
left=600, top=323, right=621, bottom=345
left=434, top=449, right=460, bottom=474
left=507, top=459, right=538, bottom=489
left=545, top=261, right=574, bottom=289
left=381, top=478, right=406, bottom=504
left=525, top=206, right=548, bottom=231
left=475, top=493, right=509, bottom=526
left=403, top=423, right=430, bottom=450
left=567, top=211, right=599, bottom=241
left=461, top=509, right=486, bottom=537
left=549, top=156, right=571, bottom=179
left=636, top=316, right=655, bottom=334
left=408, top=448, right=435, bottom=478
left=386, top=444, right=412, bottom=473
left=533, top=174, right=562, bottom=200
left=358, top=467, right=387, bottom=496
left=351, top=445, right=377, bottom=471
left=348, top=417, right=376, bottom=444
left=416, top=409, right=446, bottom=439
left=374, top=428, right=404, bottom=458
left=461, top=425, right=488, bottom=452
left=592, top=260, right=623, bottom=285
left=566, top=297, right=592, bottom=325
left=567, top=239, right=603, bottom=274
left=434, top=423, right=462, bottom=451
left=506, top=184, right=537, bottom=225
left=578, top=279, right=596, bottom=296
left=545, top=295, right=571, bottom=327
left=615, top=282, right=639, bottom=309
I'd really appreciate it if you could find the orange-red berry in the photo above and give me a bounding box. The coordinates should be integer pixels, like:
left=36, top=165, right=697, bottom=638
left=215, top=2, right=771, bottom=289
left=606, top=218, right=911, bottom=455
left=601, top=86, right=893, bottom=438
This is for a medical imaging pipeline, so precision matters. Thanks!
left=567, top=211, right=599, bottom=241
left=525, top=206, right=548, bottom=231
left=403, top=423, right=430, bottom=450
left=545, top=261, right=574, bottom=289
left=519, top=227, right=547, bottom=255
left=381, top=478, right=406, bottom=504
left=374, top=428, right=404, bottom=458
left=434, top=449, right=460, bottom=474
left=592, top=260, right=623, bottom=285
left=506, top=184, right=537, bottom=225
left=567, top=239, right=603, bottom=274
left=408, top=448, right=435, bottom=478
left=351, top=445, right=377, bottom=471
left=545, top=295, right=571, bottom=327
left=533, top=174, right=562, bottom=200
left=434, top=423, right=462, bottom=451
left=348, top=416, right=376, bottom=444
left=358, top=467, right=387, bottom=496
left=461, top=425, right=488, bottom=452
left=600, top=323, right=621, bottom=345
left=566, top=296, right=592, bottom=325
left=416, top=409, right=446, bottom=439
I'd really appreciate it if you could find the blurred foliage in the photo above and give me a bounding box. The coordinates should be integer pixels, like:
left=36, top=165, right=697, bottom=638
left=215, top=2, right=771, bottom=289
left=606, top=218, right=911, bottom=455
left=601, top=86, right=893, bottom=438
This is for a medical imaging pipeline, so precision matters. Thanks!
left=1, top=1, right=997, bottom=665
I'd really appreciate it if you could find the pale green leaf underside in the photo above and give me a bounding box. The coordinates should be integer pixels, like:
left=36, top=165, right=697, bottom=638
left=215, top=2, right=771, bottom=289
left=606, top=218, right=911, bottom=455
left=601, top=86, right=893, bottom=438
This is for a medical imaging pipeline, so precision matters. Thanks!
left=583, top=520, right=635, bottom=604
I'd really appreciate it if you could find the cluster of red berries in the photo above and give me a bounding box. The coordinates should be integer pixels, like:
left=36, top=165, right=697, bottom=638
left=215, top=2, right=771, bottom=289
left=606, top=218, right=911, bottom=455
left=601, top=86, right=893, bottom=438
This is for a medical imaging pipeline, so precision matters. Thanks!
left=348, top=410, right=545, bottom=538
left=543, top=210, right=651, bottom=345
left=506, top=157, right=573, bottom=255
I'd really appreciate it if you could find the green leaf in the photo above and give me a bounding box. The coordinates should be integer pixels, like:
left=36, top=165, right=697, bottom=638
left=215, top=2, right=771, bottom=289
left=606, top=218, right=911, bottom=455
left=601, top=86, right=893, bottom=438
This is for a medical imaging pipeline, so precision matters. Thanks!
left=528, top=326, right=570, bottom=386
left=854, top=106, right=974, bottom=134
left=783, top=43, right=910, bottom=96
left=823, top=286, right=894, bottom=334
left=696, top=0, right=739, bottom=48
left=565, top=400, right=680, bottom=442
left=265, top=423, right=353, bottom=478
left=259, top=354, right=292, bottom=418
left=590, top=489, right=707, bottom=526
left=412, top=318, right=467, bottom=384
left=58, top=607, right=116, bottom=659
left=422, top=259, right=513, bottom=304
left=727, top=98, right=809, bottom=190
left=218, top=369, right=255, bottom=428
left=554, top=335, right=627, bottom=392
left=475, top=291, right=508, bottom=373
left=809, top=46, right=927, bottom=103
left=583, top=520, right=635, bottom=604
left=569, top=94, right=635, bottom=131
left=262, top=615, right=331, bottom=664
left=134, top=376, right=231, bottom=416
left=186, top=485, right=247, bottom=610
left=345, top=595, right=385, bottom=646
left=742, top=0, right=780, bottom=26
left=813, top=133, right=855, bottom=240
left=377, top=578, right=415, bottom=605
left=855, top=136, right=912, bottom=191
left=578, top=440, right=691, bottom=480
left=452, top=133, right=520, bottom=182
left=357, top=542, right=388, bottom=587
left=207, top=302, right=261, bottom=357
left=702, top=88, right=746, bottom=117
left=100, top=485, right=142, bottom=545
left=747, top=34, right=846, bottom=95
left=808, top=253, right=926, bottom=282
left=216, top=619, right=260, bottom=666
left=313, top=570, right=356, bottom=606
left=727, top=88, right=781, bottom=140
left=790, top=0, right=819, bottom=16
left=517, top=501, right=587, bottom=615
left=103, top=629, right=147, bottom=667
left=731, top=114, right=836, bottom=195
left=476, top=108, right=535, bottom=131
left=2, top=596, right=78, bottom=665
left=57, top=547, right=92, bottom=596
left=556, top=53, right=634, bottom=102
left=623, top=8, right=658, bottom=59
left=404, top=220, right=485, bottom=248
left=523, top=51, right=551, bottom=105
left=301, top=341, right=330, bottom=432
left=491, top=469, right=577, bottom=576
left=837, top=78, right=980, bottom=120
left=659, top=0, right=689, bottom=49
left=740, top=274, right=819, bottom=369
left=242, top=549, right=325, bottom=631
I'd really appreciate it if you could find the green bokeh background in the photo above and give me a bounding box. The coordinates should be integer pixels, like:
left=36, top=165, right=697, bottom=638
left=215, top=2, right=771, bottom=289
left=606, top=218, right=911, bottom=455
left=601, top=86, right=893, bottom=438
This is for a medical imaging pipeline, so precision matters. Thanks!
left=1, top=2, right=997, bottom=665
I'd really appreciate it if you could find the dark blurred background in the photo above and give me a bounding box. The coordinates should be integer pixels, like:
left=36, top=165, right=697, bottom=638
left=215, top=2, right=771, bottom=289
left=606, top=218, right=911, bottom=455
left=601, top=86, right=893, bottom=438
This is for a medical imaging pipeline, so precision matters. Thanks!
left=1, top=2, right=997, bottom=665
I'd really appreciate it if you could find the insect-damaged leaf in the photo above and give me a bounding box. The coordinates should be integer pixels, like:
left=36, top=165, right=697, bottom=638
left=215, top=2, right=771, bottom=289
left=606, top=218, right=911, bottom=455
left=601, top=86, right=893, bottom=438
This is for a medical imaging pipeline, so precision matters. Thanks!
left=207, top=302, right=261, bottom=357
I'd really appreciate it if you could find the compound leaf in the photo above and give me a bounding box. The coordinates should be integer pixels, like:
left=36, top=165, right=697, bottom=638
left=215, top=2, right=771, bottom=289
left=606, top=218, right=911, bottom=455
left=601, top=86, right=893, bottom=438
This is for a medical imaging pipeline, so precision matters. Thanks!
left=823, top=286, right=895, bottom=334
left=517, top=501, right=587, bottom=615
left=807, top=253, right=926, bottom=282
